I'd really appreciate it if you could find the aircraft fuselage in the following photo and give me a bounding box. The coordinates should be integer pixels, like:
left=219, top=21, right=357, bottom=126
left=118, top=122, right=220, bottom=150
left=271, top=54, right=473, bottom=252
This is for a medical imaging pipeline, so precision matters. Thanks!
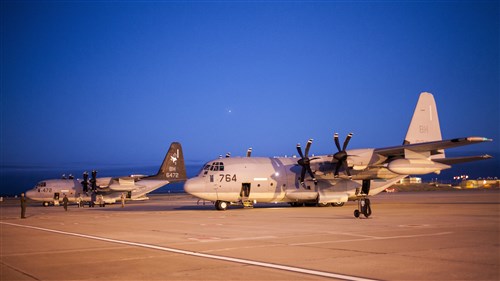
left=184, top=156, right=403, bottom=206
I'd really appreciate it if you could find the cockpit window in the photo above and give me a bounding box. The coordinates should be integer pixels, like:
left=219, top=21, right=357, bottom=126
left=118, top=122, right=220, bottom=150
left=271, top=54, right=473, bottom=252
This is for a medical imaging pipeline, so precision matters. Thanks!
left=36, top=182, right=46, bottom=187
left=215, top=162, right=224, bottom=171
left=200, top=164, right=211, bottom=175
left=207, top=162, right=225, bottom=172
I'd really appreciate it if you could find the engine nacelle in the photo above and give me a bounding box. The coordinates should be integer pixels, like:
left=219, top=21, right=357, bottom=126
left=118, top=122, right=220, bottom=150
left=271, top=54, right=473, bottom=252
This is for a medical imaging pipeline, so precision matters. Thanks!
left=285, top=191, right=318, bottom=201
left=347, top=148, right=376, bottom=170
left=387, top=159, right=450, bottom=175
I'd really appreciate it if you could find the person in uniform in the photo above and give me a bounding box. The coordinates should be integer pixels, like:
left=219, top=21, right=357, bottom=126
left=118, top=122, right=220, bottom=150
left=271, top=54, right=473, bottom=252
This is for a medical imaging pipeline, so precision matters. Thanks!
left=121, top=193, right=125, bottom=208
left=63, top=194, right=69, bottom=211
left=90, top=192, right=96, bottom=207
left=20, top=193, right=26, bottom=219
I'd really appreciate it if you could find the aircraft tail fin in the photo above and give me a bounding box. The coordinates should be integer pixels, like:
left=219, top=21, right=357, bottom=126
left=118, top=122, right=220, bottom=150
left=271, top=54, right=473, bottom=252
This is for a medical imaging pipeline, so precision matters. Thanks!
left=150, top=142, right=187, bottom=182
left=404, top=92, right=445, bottom=158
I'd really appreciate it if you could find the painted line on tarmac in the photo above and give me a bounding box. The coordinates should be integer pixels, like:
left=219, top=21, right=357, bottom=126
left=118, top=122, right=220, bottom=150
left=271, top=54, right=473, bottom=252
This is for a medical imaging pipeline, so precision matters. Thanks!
left=291, top=232, right=453, bottom=246
left=1, top=221, right=378, bottom=281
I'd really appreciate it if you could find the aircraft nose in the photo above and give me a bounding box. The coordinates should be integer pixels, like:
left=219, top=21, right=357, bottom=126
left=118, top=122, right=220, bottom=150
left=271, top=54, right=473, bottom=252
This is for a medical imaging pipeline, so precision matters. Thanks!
left=25, top=189, right=36, bottom=199
left=183, top=177, right=204, bottom=196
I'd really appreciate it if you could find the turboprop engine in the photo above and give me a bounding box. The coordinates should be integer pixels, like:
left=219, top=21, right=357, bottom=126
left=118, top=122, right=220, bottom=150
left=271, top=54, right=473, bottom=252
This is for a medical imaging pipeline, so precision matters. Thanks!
left=387, top=159, right=450, bottom=175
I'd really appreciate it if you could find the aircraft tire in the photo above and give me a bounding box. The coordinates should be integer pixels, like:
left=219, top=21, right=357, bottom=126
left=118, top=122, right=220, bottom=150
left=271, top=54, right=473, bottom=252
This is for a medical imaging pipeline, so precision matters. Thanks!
left=215, top=200, right=228, bottom=211
left=43, top=202, right=49, bottom=207
left=354, top=209, right=360, bottom=218
left=331, top=202, right=345, bottom=207
left=317, top=202, right=330, bottom=207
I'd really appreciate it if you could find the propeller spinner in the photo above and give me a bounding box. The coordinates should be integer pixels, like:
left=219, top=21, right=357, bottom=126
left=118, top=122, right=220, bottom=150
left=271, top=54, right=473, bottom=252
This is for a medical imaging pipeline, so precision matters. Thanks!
left=333, top=133, right=353, bottom=178
left=296, top=139, right=319, bottom=185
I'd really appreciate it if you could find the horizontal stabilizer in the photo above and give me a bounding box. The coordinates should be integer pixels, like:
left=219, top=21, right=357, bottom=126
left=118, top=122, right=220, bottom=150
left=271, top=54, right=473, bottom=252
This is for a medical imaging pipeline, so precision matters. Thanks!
left=434, top=155, right=493, bottom=165
left=376, top=137, right=492, bottom=158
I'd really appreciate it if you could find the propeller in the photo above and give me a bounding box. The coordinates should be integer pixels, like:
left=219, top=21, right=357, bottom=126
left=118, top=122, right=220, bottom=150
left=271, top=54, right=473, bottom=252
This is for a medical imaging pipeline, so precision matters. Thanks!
left=296, top=139, right=319, bottom=185
left=91, top=170, right=98, bottom=191
left=333, top=133, right=353, bottom=178
left=81, top=171, right=89, bottom=193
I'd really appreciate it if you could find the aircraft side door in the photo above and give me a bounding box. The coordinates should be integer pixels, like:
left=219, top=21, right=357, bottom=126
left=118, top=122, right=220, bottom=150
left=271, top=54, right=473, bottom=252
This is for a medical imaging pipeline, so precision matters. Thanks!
left=240, top=183, right=251, bottom=200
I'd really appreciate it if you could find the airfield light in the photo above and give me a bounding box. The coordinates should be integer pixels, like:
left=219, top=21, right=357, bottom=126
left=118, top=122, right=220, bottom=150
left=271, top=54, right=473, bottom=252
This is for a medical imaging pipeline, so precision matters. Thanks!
left=454, top=175, right=469, bottom=181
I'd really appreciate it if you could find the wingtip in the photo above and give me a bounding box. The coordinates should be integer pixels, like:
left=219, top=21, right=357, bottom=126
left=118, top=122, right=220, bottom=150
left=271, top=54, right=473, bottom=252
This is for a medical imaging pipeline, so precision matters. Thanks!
left=466, top=137, right=493, bottom=142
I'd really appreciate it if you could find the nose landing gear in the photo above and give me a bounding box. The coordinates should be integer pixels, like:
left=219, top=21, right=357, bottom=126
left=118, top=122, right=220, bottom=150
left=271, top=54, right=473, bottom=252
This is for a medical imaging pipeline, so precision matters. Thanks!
left=354, top=197, right=371, bottom=218
left=354, top=179, right=372, bottom=218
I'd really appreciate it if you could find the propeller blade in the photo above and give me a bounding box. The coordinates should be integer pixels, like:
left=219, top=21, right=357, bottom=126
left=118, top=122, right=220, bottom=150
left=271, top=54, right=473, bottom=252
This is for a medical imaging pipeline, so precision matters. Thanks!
left=304, top=139, right=313, bottom=157
left=300, top=167, right=306, bottom=183
left=343, top=161, right=352, bottom=178
left=342, top=133, right=353, bottom=151
left=296, top=144, right=304, bottom=159
left=306, top=165, right=316, bottom=181
left=334, top=161, right=342, bottom=177
left=334, top=133, right=341, bottom=151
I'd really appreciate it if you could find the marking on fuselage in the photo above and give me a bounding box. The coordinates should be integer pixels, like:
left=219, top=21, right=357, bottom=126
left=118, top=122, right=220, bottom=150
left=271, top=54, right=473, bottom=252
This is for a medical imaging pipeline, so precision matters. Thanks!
left=253, top=178, right=268, bottom=181
left=1, top=222, right=379, bottom=281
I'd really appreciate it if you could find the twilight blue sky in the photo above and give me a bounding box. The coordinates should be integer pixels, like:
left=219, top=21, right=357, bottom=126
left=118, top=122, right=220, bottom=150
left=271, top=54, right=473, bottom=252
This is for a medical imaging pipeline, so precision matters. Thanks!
left=1, top=1, right=499, bottom=171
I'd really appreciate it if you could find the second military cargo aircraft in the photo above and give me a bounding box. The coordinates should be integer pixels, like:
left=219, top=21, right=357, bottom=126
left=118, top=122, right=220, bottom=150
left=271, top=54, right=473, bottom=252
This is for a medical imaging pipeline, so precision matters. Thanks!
left=26, top=142, right=187, bottom=206
left=184, top=93, right=492, bottom=217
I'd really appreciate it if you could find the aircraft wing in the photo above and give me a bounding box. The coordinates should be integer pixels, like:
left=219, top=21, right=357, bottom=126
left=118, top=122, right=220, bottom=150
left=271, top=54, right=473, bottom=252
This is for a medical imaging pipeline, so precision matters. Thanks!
left=107, top=177, right=139, bottom=191
left=374, top=137, right=492, bottom=158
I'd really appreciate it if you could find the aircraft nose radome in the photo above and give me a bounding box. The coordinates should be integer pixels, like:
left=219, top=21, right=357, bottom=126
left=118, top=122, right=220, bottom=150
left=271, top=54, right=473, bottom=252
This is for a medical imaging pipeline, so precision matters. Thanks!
left=183, top=178, right=203, bottom=195
left=25, top=190, right=36, bottom=199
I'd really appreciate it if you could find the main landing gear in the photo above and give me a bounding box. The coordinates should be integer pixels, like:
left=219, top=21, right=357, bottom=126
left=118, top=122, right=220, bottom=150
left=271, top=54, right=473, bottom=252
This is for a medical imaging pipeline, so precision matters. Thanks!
left=215, top=200, right=228, bottom=211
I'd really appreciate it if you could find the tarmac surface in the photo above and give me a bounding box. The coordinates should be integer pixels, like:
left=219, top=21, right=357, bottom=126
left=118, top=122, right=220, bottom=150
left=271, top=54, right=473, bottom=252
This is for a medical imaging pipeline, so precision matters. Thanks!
left=1, top=190, right=499, bottom=280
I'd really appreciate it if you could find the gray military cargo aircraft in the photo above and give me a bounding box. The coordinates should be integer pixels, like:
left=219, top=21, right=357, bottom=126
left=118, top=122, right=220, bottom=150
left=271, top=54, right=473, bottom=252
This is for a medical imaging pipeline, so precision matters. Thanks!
left=184, top=93, right=492, bottom=217
left=26, top=142, right=186, bottom=206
